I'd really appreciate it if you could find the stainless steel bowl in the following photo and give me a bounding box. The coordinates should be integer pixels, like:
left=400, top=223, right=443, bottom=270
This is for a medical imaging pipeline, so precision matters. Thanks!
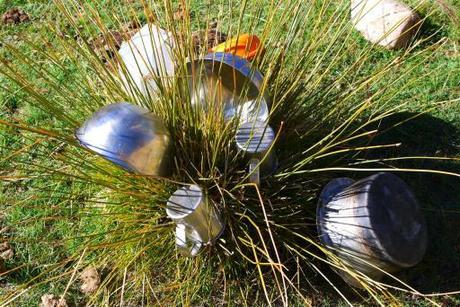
left=75, top=102, right=171, bottom=176
left=187, top=53, right=270, bottom=123
left=317, top=173, right=427, bottom=287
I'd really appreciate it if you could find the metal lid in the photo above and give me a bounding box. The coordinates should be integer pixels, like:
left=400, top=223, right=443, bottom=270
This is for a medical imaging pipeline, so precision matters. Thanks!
left=166, top=185, right=203, bottom=220
left=235, top=121, right=275, bottom=154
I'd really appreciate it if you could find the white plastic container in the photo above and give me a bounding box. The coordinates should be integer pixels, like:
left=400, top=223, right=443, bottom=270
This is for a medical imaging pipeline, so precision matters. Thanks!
left=118, top=24, right=175, bottom=97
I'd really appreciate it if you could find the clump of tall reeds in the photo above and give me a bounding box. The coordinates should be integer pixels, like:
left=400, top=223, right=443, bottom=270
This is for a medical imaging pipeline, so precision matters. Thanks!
left=0, top=0, right=458, bottom=305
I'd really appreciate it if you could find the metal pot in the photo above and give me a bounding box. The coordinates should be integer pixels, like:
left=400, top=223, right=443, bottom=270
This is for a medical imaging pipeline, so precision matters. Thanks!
left=166, top=185, right=224, bottom=257
left=235, top=120, right=277, bottom=185
left=75, top=102, right=171, bottom=176
left=317, top=173, right=427, bottom=287
left=187, top=53, right=270, bottom=123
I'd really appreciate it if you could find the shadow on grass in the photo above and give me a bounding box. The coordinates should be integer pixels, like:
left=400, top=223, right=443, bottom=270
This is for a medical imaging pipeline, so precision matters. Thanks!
left=266, top=111, right=460, bottom=303
left=367, top=112, right=460, bottom=295
left=416, top=16, right=448, bottom=47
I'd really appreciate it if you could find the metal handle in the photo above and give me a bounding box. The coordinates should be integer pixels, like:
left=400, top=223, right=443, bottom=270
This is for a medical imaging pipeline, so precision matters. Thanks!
left=249, top=158, right=261, bottom=186
left=175, top=224, right=203, bottom=257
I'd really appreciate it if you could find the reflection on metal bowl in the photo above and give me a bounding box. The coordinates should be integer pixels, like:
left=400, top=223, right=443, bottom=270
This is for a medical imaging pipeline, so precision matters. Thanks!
left=75, top=102, right=171, bottom=176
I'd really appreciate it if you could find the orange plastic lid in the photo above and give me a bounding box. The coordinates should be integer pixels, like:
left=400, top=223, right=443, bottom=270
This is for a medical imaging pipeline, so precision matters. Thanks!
left=210, top=34, right=261, bottom=60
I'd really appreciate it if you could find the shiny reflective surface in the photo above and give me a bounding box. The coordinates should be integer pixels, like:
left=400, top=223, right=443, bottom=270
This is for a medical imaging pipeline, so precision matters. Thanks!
left=317, top=173, right=427, bottom=287
left=187, top=53, right=270, bottom=123
left=235, top=121, right=275, bottom=153
left=76, top=102, right=171, bottom=176
left=166, top=185, right=224, bottom=257
left=235, top=121, right=278, bottom=184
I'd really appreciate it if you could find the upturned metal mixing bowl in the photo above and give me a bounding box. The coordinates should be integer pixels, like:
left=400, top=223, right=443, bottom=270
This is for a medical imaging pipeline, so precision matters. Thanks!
left=75, top=102, right=171, bottom=176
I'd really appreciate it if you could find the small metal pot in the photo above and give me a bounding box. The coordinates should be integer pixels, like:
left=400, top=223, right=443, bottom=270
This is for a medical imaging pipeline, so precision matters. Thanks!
left=317, top=173, right=427, bottom=287
left=187, top=53, right=270, bottom=123
left=166, top=185, right=224, bottom=257
left=75, top=102, right=171, bottom=176
left=235, top=120, right=277, bottom=185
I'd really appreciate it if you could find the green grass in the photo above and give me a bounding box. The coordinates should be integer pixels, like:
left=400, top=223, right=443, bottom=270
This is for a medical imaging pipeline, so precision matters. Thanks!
left=0, top=0, right=459, bottom=305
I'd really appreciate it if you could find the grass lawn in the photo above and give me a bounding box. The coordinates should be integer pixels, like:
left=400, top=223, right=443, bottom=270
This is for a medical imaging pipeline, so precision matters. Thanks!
left=1, top=0, right=459, bottom=305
